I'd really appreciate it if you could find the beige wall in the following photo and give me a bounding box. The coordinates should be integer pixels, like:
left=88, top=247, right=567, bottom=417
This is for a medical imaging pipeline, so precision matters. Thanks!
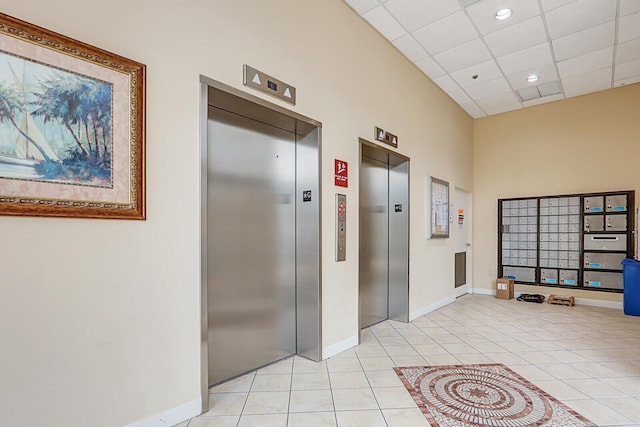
left=473, top=83, right=640, bottom=302
left=0, top=1, right=473, bottom=425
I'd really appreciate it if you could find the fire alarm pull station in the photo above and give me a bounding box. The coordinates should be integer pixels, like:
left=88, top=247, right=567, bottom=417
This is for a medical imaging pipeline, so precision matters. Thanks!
left=336, top=194, right=346, bottom=261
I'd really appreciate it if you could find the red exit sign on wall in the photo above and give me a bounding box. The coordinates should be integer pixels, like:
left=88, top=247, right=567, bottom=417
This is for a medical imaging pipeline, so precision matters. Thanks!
left=334, top=159, right=348, bottom=187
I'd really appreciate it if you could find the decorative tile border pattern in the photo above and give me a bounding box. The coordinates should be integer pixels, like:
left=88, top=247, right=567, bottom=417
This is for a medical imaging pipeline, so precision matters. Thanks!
left=395, top=364, right=596, bottom=427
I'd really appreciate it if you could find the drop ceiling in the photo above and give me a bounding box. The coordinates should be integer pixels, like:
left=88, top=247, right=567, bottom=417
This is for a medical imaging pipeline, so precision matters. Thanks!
left=345, top=0, right=640, bottom=118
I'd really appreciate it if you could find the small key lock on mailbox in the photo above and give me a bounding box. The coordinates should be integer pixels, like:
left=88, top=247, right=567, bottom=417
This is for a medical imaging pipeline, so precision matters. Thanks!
left=336, top=194, right=346, bottom=261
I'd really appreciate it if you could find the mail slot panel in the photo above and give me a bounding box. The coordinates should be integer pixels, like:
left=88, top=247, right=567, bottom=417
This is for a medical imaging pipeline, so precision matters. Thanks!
left=540, top=268, right=558, bottom=285
left=584, top=215, right=604, bottom=232
left=583, top=271, right=623, bottom=290
left=583, top=234, right=627, bottom=251
left=584, top=196, right=604, bottom=213
left=503, top=266, right=536, bottom=283
left=606, top=194, right=627, bottom=213
left=559, top=269, right=578, bottom=286
left=606, top=214, right=627, bottom=232
left=583, top=252, right=625, bottom=270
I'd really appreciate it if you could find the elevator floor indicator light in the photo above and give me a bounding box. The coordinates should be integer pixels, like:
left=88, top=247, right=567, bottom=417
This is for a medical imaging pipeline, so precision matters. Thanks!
left=243, top=64, right=296, bottom=105
left=374, top=126, right=398, bottom=148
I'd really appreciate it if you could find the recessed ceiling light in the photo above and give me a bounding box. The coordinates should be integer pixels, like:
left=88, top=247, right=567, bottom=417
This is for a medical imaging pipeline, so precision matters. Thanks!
left=495, top=8, right=512, bottom=20
left=526, top=74, right=539, bottom=83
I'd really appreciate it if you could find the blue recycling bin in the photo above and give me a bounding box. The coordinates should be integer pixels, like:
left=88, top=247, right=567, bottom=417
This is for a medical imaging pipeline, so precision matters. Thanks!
left=622, top=259, right=640, bottom=316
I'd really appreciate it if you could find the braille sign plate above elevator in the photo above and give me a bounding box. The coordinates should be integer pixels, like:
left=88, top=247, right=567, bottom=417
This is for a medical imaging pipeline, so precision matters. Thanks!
left=243, top=65, right=296, bottom=105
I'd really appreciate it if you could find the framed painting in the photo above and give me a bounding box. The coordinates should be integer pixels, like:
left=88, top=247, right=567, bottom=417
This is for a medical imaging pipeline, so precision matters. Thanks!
left=0, top=12, right=145, bottom=219
left=429, top=176, right=449, bottom=238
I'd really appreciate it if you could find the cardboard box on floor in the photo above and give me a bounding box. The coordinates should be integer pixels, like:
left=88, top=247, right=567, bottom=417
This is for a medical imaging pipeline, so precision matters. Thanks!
left=496, top=278, right=514, bottom=300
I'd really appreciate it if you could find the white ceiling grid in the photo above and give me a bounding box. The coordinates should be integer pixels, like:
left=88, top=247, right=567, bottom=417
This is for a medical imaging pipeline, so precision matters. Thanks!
left=345, top=0, right=640, bottom=118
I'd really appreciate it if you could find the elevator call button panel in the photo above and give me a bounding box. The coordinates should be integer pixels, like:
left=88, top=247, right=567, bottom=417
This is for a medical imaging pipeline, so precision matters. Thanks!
left=336, top=194, right=346, bottom=261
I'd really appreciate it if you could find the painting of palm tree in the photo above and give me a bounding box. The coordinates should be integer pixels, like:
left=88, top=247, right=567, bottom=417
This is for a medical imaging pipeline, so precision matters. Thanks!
left=0, top=51, right=113, bottom=187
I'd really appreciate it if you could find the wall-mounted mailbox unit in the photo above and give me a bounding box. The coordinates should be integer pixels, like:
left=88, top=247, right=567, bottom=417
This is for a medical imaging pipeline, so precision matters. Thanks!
left=499, top=190, right=634, bottom=293
left=606, top=214, right=627, bottom=231
left=584, top=215, right=604, bottom=232
left=584, top=196, right=604, bottom=213
left=584, top=234, right=627, bottom=251
left=584, top=271, right=624, bottom=290
left=541, top=268, right=558, bottom=284
left=559, top=269, right=578, bottom=285
left=584, top=252, right=626, bottom=270
left=502, top=266, right=536, bottom=283
left=606, top=195, right=627, bottom=212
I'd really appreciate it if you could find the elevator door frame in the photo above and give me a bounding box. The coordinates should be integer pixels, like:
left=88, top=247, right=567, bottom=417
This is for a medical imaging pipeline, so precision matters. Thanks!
left=199, top=76, right=322, bottom=413
left=358, top=138, right=410, bottom=334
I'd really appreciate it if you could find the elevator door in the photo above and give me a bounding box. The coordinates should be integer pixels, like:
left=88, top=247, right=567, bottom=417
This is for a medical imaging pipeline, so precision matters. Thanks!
left=359, top=142, right=409, bottom=329
left=360, top=155, right=390, bottom=328
left=207, top=106, right=296, bottom=385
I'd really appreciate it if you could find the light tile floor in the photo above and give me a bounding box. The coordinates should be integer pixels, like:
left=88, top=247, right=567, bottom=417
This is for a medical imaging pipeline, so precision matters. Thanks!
left=179, top=294, right=640, bottom=427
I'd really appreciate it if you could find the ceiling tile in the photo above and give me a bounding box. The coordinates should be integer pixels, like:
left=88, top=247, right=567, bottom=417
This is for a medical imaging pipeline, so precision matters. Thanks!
left=557, top=46, right=613, bottom=79
left=345, top=0, right=380, bottom=15
left=517, top=86, right=541, bottom=101
left=541, top=0, right=578, bottom=12
left=618, top=12, right=640, bottom=43
left=414, top=56, right=446, bottom=79
left=497, top=43, right=554, bottom=75
left=412, top=10, right=478, bottom=55
left=433, top=75, right=461, bottom=93
left=484, top=16, right=548, bottom=57
left=620, top=0, right=640, bottom=16
left=459, top=101, right=487, bottom=118
left=475, top=91, right=521, bottom=112
left=615, top=58, right=640, bottom=80
left=385, top=0, right=460, bottom=32
left=616, top=38, right=640, bottom=64
left=506, top=64, right=559, bottom=90
left=465, top=0, right=541, bottom=35
left=484, top=103, right=522, bottom=116
left=392, top=34, right=428, bottom=61
left=614, top=75, right=640, bottom=87
left=460, top=0, right=481, bottom=8
left=447, top=89, right=473, bottom=105
left=450, top=60, right=503, bottom=88
left=545, top=0, right=616, bottom=40
left=562, top=67, right=612, bottom=97
left=434, top=38, right=492, bottom=72
left=343, top=0, right=635, bottom=118
left=363, top=6, right=407, bottom=41
left=522, top=93, right=564, bottom=107
left=552, top=21, right=615, bottom=61
left=537, top=80, right=562, bottom=96
left=465, top=77, right=512, bottom=100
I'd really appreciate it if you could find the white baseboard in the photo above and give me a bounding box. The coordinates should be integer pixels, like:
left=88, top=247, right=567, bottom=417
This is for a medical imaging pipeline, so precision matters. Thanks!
left=409, top=296, right=456, bottom=321
left=125, top=397, right=201, bottom=427
left=470, top=287, right=495, bottom=296
left=572, top=297, right=623, bottom=310
left=322, top=334, right=359, bottom=359
left=511, top=291, right=623, bottom=310
left=467, top=288, right=622, bottom=310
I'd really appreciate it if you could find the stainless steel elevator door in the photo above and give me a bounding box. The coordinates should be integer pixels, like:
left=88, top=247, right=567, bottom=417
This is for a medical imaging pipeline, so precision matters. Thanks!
left=388, top=160, right=409, bottom=322
left=360, top=155, right=390, bottom=328
left=207, top=106, right=296, bottom=386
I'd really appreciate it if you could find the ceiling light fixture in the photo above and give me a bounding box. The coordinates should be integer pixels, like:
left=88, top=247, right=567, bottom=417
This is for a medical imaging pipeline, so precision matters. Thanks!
left=526, top=74, right=539, bottom=83
left=495, top=8, right=512, bottom=20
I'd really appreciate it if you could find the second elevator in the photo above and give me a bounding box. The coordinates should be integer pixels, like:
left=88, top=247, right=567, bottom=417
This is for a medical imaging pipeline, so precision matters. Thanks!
left=359, top=139, right=409, bottom=329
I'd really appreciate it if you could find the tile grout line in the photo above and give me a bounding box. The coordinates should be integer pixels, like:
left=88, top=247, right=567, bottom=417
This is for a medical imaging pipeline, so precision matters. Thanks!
left=354, top=340, right=390, bottom=427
